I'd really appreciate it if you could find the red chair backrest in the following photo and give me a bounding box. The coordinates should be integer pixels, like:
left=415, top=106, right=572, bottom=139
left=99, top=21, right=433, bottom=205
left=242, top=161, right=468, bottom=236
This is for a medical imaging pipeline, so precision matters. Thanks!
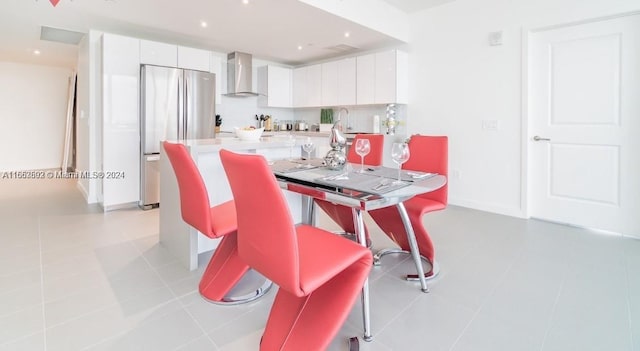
left=162, top=141, right=214, bottom=238
left=404, top=135, right=448, bottom=205
left=346, top=134, right=384, bottom=166
left=219, top=149, right=301, bottom=295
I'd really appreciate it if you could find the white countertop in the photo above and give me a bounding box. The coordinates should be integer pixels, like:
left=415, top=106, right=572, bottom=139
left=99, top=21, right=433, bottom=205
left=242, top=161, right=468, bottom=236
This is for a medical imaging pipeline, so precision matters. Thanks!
left=168, top=134, right=331, bottom=153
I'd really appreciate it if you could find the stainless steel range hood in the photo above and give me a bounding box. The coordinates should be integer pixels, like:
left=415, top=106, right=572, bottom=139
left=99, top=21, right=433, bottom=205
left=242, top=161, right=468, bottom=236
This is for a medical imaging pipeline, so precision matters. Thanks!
left=225, top=52, right=258, bottom=97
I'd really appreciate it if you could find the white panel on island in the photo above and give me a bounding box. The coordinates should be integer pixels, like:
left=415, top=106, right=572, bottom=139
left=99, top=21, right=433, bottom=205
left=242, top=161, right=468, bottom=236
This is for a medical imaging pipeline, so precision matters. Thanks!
left=159, top=136, right=328, bottom=271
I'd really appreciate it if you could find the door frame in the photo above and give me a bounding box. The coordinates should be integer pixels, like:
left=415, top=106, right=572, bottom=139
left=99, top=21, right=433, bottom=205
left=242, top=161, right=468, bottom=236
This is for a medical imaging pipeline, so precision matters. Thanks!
left=520, top=10, right=640, bottom=220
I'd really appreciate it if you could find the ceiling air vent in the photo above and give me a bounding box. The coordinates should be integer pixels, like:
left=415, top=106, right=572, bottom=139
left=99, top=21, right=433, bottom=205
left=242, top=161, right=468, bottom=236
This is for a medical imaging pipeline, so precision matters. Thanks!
left=324, top=44, right=359, bottom=53
left=40, top=26, right=85, bottom=45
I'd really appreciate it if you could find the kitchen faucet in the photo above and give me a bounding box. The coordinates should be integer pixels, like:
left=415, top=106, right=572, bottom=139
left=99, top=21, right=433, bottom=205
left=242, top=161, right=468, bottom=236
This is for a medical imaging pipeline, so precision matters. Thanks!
left=338, top=107, right=352, bottom=131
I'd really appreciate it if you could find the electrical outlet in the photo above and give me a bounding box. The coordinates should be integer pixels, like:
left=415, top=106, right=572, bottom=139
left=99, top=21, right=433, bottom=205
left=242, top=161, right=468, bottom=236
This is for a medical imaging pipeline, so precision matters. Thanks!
left=452, top=170, right=461, bottom=179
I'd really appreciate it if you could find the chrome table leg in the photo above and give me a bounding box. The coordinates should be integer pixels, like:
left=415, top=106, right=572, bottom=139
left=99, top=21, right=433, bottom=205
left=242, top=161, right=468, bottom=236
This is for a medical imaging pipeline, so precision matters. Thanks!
left=396, top=203, right=429, bottom=293
left=353, top=208, right=373, bottom=342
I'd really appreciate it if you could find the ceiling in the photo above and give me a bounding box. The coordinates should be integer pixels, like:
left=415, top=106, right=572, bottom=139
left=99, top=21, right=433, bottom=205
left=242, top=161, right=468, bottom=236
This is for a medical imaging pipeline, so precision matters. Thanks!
left=0, top=0, right=450, bottom=69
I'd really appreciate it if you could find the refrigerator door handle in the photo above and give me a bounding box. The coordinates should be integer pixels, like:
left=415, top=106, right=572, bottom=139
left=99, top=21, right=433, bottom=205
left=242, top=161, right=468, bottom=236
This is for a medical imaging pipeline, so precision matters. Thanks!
left=183, top=73, right=189, bottom=140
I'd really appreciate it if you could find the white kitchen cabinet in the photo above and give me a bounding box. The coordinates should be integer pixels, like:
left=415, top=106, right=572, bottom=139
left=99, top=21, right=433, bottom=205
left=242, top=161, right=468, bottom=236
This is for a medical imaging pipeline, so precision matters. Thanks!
left=209, top=54, right=223, bottom=103
left=293, top=67, right=306, bottom=107
left=307, top=64, right=322, bottom=107
left=321, top=61, right=339, bottom=106
left=337, top=57, right=356, bottom=106
left=140, top=40, right=177, bottom=67
left=293, top=64, right=322, bottom=107
left=258, top=65, right=292, bottom=108
left=356, top=50, right=407, bottom=105
left=178, top=46, right=210, bottom=72
left=356, top=53, right=375, bottom=105
left=375, top=50, right=408, bottom=104
left=101, top=33, right=140, bottom=209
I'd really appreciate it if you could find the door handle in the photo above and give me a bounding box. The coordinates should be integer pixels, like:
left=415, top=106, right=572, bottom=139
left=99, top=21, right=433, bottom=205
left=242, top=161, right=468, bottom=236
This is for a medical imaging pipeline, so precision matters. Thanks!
left=533, top=136, right=551, bottom=142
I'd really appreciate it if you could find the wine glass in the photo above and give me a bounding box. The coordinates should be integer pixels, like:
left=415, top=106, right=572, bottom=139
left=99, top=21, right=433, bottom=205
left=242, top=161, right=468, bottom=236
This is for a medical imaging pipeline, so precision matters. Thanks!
left=390, top=142, right=410, bottom=184
left=285, top=134, right=296, bottom=161
left=302, top=137, right=315, bottom=168
left=354, top=139, right=371, bottom=173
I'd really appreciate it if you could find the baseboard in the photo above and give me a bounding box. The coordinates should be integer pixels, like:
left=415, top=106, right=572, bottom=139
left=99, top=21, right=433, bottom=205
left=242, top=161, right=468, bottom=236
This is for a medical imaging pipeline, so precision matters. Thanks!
left=76, top=181, right=97, bottom=204
left=100, top=201, right=139, bottom=212
left=449, top=197, right=526, bottom=218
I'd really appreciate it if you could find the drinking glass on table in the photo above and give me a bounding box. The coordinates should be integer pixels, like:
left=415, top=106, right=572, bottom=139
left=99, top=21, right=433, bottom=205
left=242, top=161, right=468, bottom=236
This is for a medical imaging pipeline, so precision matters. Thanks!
left=354, top=139, right=371, bottom=173
left=391, top=142, right=410, bottom=184
left=285, top=134, right=296, bottom=161
left=302, top=137, right=315, bottom=168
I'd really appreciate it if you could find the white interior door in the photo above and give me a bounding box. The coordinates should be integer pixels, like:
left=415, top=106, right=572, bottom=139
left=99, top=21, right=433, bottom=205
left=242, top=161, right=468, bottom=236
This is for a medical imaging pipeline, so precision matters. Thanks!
left=529, top=14, right=640, bottom=237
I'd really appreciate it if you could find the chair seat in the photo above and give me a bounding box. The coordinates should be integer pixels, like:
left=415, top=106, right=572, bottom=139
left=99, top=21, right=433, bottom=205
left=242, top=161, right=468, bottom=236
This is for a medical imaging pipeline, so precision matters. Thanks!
left=208, top=200, right=237, bottom=238
left=296, top=225, right=371, bottom=296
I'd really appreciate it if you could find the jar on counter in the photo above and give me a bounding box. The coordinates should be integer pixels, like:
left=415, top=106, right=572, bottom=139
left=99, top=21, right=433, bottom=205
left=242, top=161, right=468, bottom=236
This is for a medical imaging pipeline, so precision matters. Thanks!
left=264, top=116, right=272, bottom=131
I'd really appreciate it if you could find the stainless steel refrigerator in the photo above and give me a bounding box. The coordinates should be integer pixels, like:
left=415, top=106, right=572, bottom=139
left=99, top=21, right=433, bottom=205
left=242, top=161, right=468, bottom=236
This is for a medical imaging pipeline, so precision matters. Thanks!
left=140, top=65, right=216, bottom=209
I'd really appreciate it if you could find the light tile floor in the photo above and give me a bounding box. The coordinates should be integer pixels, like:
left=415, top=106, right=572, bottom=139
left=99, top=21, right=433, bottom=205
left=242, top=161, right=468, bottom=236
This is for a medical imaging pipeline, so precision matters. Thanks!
left=0, top=178, right=638, bottom=350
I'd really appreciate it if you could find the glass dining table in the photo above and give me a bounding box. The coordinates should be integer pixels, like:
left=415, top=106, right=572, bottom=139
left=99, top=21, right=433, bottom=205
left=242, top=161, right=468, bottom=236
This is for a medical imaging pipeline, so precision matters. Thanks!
left=270, top=158, right=447, bottom=342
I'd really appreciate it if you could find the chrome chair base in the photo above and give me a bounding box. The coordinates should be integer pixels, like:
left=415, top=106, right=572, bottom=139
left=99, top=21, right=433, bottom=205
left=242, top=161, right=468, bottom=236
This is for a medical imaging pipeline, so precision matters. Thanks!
left=373, top=248, right=440, bottom=281
left=202, top=279, right=273, bottom=306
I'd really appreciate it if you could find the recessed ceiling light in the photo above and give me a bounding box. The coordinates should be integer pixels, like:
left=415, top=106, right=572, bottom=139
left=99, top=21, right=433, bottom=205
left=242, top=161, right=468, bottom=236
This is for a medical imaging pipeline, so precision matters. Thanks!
left=33, top=49, right=41, bottom=55
left=297, top=45, right=303, bottom=50
left=200, top=21, right=208, bottom=28
left=242, top=0, right=249, bottom=4
left=344, top=32, right=350, bottom=38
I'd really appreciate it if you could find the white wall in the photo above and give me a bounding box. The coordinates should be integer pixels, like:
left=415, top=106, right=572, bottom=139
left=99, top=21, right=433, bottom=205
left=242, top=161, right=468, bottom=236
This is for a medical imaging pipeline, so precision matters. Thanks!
left=0, top=62, right=71, bottom=172
left=408, top=0, right=640, bottom=217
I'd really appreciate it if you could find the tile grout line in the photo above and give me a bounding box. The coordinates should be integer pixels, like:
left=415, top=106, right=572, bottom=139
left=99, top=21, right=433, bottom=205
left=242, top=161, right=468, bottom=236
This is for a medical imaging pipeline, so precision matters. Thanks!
left=446, top=246, right=522, bottom=351
left=624, top=254, right=635, bottom=350
left=76, top=238, right=220, bottom=350
left=37, top=215, right=48, bottom=351
left=536, top=260, right=570, bottom=351
left=134, top=242, right=221, bottom=350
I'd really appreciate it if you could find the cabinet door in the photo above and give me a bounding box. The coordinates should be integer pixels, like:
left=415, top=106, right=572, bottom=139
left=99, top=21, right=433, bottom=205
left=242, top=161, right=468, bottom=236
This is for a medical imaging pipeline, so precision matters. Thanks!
left=356, top=53, right=375, bottom=105
left=338, top=57, right=356, bottom=106
left=306, top=64, right=322, bottom=107
left=101, top=33, right=140, bottom=207
left=178, top=46, right=210, bottom=72
left=268, top=66, right=292, bottom=107
left=374, top=50, right=396, bottom=104
left=140, top=40, right=177, bottom=67
left=293, top=67, right=307, bottom=107
left=321, top=61, right=339, bottom=106
left=209, top=54, right=223, bottom=103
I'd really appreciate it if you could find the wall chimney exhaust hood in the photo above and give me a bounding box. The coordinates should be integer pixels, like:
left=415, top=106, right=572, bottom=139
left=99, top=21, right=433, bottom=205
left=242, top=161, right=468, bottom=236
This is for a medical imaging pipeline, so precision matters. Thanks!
left=225, top=51, right=258, bottom=97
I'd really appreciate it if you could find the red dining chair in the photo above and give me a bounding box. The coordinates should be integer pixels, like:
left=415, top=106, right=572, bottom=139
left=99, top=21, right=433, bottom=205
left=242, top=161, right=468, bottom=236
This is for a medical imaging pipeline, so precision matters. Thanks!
left=315, top=134, right=384, bottom=243
left=368, top=135, right=448, bottom=279
left=162, top=141, right=271, bottom=304
left=220, top=149, right=372, bottom=351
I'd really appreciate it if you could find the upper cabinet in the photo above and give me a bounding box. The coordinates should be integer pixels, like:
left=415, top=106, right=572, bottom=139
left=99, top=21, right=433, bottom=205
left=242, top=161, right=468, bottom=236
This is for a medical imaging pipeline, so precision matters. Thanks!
left=140, top=42, right=212, bottom=73
left=322, top=58, right=356, bottom=106
left=293, top=64, right=321, bottom=108
left=140, top=40, right=177, bottom=67
left=375, top=50, right=408, bottom=104
left=177, top=46, right=210, bottom=72
left=356, top=54, right=376, bottom=105
left=337, top=58, right=356, bottom=106
left=357, top=50, right=407, bottom=105
left=321, top=61, right=339, bottom=106
left=209, top=54, right=223, bottom=103
left=258, top=65, right=292, bottom=108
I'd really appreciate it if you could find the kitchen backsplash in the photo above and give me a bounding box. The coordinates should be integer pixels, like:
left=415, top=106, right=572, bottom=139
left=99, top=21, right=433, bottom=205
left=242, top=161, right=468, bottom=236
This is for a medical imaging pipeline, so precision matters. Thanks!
left=216, top=97, right=406, bottom=136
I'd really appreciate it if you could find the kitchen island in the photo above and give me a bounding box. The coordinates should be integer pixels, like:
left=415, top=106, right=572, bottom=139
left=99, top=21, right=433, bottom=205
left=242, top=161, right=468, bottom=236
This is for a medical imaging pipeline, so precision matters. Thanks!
left=159, top=135, right=328, bottom=270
